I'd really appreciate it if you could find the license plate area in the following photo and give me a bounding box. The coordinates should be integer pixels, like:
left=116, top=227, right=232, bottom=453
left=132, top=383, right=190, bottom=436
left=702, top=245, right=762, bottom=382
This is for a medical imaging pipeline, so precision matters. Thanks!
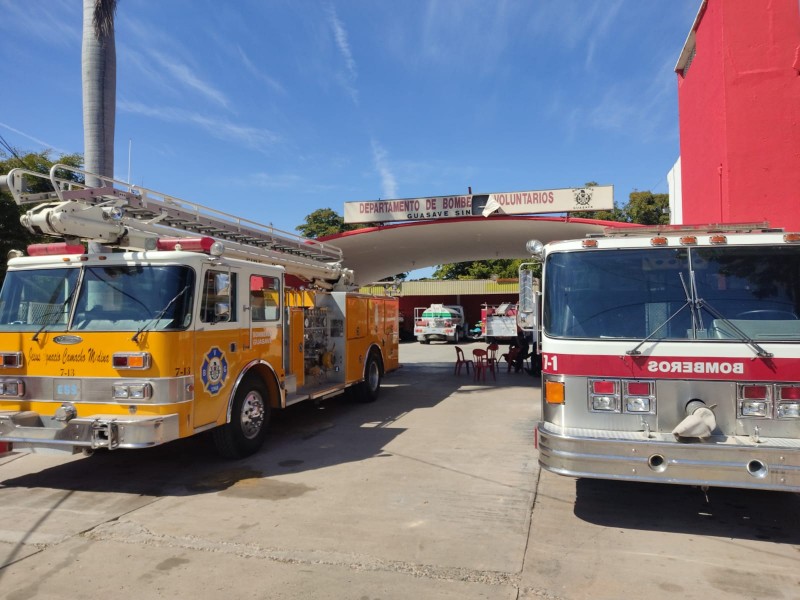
left=54, top=380, right=81, bottom=402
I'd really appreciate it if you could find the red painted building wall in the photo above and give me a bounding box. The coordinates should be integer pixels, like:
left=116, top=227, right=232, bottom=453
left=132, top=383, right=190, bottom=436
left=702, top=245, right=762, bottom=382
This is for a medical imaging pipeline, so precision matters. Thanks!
left=677, top=0, right=800, bottom=230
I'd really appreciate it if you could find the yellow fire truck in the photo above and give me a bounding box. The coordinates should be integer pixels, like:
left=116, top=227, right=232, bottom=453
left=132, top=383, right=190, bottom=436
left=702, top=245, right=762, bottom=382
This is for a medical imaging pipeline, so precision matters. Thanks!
left=0, top=165, right=398, bottom=458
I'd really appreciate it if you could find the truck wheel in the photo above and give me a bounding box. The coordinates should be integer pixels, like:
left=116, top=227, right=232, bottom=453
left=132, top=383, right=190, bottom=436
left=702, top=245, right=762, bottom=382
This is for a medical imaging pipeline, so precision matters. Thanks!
left=420, top=338, right=430, bottom=344
left=212, top=376, right=270, bottom=459
left=351, top=352, right=382, bottom=403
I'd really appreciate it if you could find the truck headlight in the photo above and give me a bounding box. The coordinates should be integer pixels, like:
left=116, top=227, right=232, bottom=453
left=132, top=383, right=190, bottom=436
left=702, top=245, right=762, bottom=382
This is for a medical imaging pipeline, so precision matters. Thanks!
left=739, top=400, right=770, bottom=418
left=113, top=383, right=153, bottom=401
left=777, top=402, right=800, bottom=419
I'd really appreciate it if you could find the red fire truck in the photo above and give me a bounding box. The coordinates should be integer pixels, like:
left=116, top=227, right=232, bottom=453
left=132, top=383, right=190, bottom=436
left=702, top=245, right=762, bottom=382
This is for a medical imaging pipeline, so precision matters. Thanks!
left=518, top=223, right=800, bottom=492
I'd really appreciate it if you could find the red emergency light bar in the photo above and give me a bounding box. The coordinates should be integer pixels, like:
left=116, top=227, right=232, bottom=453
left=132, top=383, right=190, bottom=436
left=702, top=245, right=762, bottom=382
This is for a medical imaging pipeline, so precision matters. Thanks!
left=600, top=222, right=780, bottom=237
left=27, top=243, right=85, bottom=256
left=156, top=237, right=216, bottom=253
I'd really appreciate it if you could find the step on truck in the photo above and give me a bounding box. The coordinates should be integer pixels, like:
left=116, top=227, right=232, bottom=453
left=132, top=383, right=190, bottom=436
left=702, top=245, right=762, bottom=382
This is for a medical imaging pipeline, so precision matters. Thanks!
left=0, top=165, right=399, bottom=458
left=518, top=223, right=800, bottom=492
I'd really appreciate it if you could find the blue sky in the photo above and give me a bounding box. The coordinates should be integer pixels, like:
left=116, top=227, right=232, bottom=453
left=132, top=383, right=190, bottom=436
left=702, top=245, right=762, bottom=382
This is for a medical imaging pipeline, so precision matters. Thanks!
left=1, top=0, right=698, bottom=268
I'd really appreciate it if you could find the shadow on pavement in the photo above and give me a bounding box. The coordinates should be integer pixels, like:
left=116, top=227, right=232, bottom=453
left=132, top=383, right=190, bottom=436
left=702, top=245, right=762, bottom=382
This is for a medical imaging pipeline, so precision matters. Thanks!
left=573, top=477, right=800, bottom=544
left=0, top=368, right=479, bottom=497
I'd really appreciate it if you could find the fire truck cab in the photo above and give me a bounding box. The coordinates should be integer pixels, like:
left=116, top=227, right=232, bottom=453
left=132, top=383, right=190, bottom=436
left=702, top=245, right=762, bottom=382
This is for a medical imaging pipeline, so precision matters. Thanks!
left=519, top=224, right=800, bottom=492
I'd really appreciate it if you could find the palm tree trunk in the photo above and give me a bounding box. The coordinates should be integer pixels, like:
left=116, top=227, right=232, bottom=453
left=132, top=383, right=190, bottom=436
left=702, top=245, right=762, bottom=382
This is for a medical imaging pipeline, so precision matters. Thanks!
left=82, top=0, right=117, bottom=187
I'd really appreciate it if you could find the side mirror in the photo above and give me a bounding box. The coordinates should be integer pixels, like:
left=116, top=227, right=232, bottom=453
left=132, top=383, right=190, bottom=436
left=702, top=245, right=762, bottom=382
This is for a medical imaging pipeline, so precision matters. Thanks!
left=214, top=273, right=230, bottom=296
left=517, top=264, right=539, bottom=331
left=215, top=302, right=230, bottom=321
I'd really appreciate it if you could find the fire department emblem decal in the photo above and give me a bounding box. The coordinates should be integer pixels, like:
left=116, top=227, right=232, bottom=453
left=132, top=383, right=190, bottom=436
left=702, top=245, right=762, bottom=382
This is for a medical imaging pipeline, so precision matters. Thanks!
left=572, top=187, right=593, bottom=206
left=201, top=347, right=228, bottom=395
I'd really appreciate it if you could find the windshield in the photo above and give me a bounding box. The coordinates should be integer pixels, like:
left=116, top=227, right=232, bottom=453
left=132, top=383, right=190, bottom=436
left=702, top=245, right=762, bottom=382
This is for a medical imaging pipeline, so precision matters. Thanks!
left=0, top=268, right=80, bottom=332
left=0, top=265, right=195, bottom=332
left=543, top=245, right=800, bottom=341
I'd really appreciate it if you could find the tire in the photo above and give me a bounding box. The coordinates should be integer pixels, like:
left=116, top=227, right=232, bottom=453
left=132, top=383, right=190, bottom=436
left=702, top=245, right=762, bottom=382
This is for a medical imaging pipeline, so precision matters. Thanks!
left=351, top=351, right=382, bottom=403
left=212, top=376, right=271, bottom=459
left=453, top=329, right=461, bottom=344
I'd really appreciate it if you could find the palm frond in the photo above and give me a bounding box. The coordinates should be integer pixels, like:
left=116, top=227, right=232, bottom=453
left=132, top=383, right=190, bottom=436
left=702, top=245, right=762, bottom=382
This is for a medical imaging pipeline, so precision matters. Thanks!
left=93, top=0, right=118, bottom=39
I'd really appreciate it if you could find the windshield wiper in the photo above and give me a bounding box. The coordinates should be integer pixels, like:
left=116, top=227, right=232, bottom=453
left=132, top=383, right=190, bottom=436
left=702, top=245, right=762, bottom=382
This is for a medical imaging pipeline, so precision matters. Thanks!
left=695, top=298, right=773, bottom=358
left=627, top=271, right=696, bottom=356
left=626, top=270, right=773, bottom=358
left=132, top=285, right=191, bottom=342
left=626, top=302, right=691, bottom=356
left=32, top=281, right=81, bottom=342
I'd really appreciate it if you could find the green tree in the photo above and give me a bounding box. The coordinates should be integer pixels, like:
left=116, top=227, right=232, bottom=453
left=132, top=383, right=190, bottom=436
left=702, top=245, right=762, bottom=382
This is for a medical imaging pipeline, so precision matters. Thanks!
left=295, top=208, right=356, bottom=239
left=624, top=190, right=670, bottom=225
left=0, top=149, right=84, bottom=277
left=433, top=258, right=538, bottom=280
left=296, top=208, right=405, bottom=281
left=83, top=0, right=117, bottom=186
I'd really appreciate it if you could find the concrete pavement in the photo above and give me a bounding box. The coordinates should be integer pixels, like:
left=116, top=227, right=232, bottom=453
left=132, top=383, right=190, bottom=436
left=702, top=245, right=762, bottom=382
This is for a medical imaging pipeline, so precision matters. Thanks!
left=1, top=340, right=799, bottom=599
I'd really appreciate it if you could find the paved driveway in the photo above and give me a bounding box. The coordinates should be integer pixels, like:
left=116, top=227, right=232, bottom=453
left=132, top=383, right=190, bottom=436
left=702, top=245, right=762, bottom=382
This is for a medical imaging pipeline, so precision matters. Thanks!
left=0, top=340, right=798, bottom=599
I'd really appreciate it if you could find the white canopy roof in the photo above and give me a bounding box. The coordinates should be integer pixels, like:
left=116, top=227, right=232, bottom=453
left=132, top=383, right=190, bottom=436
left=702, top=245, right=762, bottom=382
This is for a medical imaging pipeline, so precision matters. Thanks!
left=322, top=216, right=628, bottom=285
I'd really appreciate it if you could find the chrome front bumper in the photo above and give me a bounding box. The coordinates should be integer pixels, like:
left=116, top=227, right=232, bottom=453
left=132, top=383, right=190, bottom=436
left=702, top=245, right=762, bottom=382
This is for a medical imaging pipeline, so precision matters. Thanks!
left=0, top=410, right=180, bottom=453
left=537, top=422, right=800, bottom=492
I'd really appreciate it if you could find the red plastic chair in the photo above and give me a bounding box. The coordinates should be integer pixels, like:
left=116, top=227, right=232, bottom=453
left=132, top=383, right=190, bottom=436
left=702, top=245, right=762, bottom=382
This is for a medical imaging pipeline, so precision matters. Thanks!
left=486, top=343, right=500, bottom=373
left=454, top=346, right=473, bottom=375
left=472, top=348, right=495, bottom=381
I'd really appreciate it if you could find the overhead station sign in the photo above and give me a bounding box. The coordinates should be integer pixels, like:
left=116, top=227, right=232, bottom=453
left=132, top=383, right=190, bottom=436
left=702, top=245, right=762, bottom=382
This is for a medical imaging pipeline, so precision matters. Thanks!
left=344, top=185, right=613, bottom=224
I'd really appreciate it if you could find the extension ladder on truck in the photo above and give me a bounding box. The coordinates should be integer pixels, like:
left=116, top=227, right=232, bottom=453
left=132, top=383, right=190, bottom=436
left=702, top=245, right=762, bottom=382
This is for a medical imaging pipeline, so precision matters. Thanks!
left=2, top=164, right=351, bottom=287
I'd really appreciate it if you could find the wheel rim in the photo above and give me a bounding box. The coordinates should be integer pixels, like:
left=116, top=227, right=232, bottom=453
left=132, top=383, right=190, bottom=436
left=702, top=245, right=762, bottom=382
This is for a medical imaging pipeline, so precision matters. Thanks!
left=240, top=390, right=266, bottom=439
left=367, top=360, right=380, bottom=392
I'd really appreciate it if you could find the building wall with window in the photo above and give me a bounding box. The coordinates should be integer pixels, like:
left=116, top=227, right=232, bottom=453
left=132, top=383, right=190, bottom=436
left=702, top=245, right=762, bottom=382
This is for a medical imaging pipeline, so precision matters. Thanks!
left=675, top=0, right=800, bottom=230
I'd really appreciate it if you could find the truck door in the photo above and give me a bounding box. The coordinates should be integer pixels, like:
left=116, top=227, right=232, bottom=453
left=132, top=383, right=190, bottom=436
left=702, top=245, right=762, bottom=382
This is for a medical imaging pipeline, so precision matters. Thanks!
left=193, top=265, right=241, bottom=429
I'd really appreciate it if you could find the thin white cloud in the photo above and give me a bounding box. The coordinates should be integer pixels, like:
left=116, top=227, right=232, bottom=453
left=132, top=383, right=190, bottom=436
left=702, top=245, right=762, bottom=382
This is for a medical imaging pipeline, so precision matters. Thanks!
left=236, top=45, right=287, bottom=95
left=371, top=139, right=398, bottom=199
left=328, top=6, right=357, bottom=79
left=326, top=4, right=359, bottom=104
left=147, top=50, right=230, bottom=109
left=118, top=100, right=279, bottom=150
left=0, top=121, right=68, bottom=154
left=0, top=0, right=79, bottom=47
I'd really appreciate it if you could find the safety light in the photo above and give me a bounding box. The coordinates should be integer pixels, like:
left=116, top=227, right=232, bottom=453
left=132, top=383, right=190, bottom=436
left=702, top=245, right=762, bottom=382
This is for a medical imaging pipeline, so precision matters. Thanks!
left=582, top=239, right=598, bottom=248
left=740, top=384, right=769, bottom=400
left=784, top=233, right=800, bottom=243
left=623, top=380, right=655, bottom=414
left=112, top=382, right=152, bottom=400
left=112, top=352, right=151, bottom=370
left=525, top=239, right=544, bottom=257
left=679, top=235, right=698, bottom=245
left=0, top=353, right=23, bottom=368
left=778, top=385, right=800, bottom=400
left=777, top=403, right=800, bottom=419
left=156, top=237, right=216, bottom=253
left=740, top=401, right=769, bottom=418
left=626, top=381, right=652, bottom=396
left=709, top=234, right=727, bottom=244
left=591, top=380, right=616, bottom=395
left=591, top=396, right=617, bottom=411
left=650, top=236, right=668, bottom=246
left=27, top=243, right=85, bottom=256
left=625, top=397, right=651, bottom=413
left=589, top=378, right=620, bottom=412
left=0, top=380, right=24, bottom=397
left=544, top=380, right=565, bottom=405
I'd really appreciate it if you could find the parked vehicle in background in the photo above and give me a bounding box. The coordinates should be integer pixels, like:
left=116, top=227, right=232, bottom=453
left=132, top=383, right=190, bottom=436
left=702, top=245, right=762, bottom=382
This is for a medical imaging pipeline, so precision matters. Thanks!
left=414, top=304, right=465, bottom=344
left=483, top=303, right=518, bottom=342
left=518, top=224, right=800, bottom=492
